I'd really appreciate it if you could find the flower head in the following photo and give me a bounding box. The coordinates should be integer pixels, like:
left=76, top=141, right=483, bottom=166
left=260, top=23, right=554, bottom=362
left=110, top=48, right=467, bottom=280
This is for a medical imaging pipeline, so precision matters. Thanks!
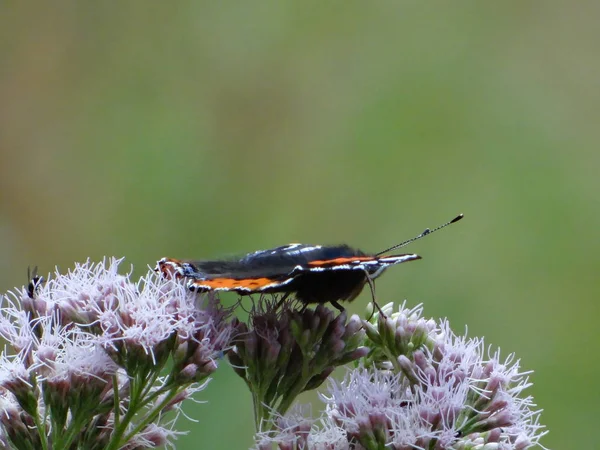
left=229, top=296, right=368, bottom=430
left=0, top=258, right=234, bottom=450
left=255, top=302, right=547, bottom=450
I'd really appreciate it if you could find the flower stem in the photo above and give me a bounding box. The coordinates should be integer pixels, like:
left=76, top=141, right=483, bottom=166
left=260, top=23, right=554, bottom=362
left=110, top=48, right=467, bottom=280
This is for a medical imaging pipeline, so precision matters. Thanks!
left=112, top=374, right=121, bottom=429
left=105, top=373, right=145, bottom=450
left=30, top=410, right=48, bottom=450
left=122, top=386, right=181, bottom=444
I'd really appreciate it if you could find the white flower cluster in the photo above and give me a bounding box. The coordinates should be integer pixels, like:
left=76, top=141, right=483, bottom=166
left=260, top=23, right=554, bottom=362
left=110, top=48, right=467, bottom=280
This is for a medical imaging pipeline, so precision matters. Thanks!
left=0, top=258, right=233, bottom=450
left=255, top=303, right=547, bottom=450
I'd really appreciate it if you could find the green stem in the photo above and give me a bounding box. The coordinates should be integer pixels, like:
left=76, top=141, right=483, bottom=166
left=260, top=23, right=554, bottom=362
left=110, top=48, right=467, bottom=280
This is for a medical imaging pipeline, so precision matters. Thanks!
left=112, top=374, right=121, bottom=430
left=30, top=409, right=48, bottom=450
left=121, top=387, right=181, bottom=444
left=135, top=374, right=191, bottom=412
left=59, top=413, right=89, bottom=450
left=252, top=388, right=271, bottom=431
left=456, top=415, right=481, bottom=435
left=252, top=391, right=261, bottom=431
left=275, top=358, right=316, bottom=418
left=140, top=369, right=166, bottom=400
left=25, top=377, right=48, bottom=450
left=105, top=373, right=145, bottom=450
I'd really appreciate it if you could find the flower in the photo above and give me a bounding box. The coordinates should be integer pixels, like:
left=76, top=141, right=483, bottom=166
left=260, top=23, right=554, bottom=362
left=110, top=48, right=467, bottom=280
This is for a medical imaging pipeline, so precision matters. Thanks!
left=0, top=258, right=234, bottom=450
left=228, top=296, right=368, bottom=431
left=254, top=302, right=547, bottom=450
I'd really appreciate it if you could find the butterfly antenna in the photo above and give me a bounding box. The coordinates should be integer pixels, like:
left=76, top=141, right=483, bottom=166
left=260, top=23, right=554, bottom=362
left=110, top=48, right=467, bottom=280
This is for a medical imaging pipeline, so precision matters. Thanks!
left=375, top=213, right=464, bottom=256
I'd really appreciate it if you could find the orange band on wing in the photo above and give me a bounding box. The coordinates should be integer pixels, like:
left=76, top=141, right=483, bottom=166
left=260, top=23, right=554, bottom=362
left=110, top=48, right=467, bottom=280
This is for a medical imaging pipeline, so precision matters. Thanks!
left=193, top=277, right=280, bottom=291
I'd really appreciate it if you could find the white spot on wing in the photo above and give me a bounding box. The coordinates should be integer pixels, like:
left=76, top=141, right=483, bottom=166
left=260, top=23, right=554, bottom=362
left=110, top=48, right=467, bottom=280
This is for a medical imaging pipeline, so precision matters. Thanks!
left=241, top=244, right=323, bottom=261
left=379, top=254, right=419, bottom=264
left=273, top=244, right=323, bottom=256
left=257, top=277, right=295, bottom=291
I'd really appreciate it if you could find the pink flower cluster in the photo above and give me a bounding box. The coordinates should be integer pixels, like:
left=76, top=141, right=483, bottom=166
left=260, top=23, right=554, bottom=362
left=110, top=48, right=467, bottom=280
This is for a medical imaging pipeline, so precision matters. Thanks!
left=0, top=258, right=233, bottom=450
left=255, top=303, right=547, bottom=450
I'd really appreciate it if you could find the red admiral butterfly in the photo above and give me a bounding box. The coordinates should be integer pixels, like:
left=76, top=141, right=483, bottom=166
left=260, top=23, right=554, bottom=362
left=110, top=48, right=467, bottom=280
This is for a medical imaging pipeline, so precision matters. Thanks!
left=157, top=214, right=463, bottom=311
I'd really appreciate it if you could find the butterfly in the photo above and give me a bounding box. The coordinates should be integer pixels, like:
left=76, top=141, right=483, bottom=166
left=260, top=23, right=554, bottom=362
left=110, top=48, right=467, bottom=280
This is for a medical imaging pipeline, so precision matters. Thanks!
left=157, top=214, right=463, bottom=311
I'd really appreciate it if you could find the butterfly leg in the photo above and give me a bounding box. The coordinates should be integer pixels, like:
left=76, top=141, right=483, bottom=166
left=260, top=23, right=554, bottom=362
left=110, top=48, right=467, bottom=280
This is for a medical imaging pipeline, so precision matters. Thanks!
left=275, top=292, right=291, bottom=309
left=364, top=272, right=386, bottom=319
left=330, top=300, right=345, bottom=312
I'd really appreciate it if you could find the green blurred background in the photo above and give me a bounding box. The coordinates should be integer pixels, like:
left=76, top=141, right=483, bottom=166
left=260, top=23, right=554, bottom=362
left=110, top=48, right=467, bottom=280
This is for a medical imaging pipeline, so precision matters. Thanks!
left=1, top=3, right=598, bottom=449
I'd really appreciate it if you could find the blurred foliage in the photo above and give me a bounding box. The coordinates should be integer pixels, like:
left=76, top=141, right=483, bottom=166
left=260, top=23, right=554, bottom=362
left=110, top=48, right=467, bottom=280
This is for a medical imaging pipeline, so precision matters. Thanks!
left=1, top=2, right=598, bottom=449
